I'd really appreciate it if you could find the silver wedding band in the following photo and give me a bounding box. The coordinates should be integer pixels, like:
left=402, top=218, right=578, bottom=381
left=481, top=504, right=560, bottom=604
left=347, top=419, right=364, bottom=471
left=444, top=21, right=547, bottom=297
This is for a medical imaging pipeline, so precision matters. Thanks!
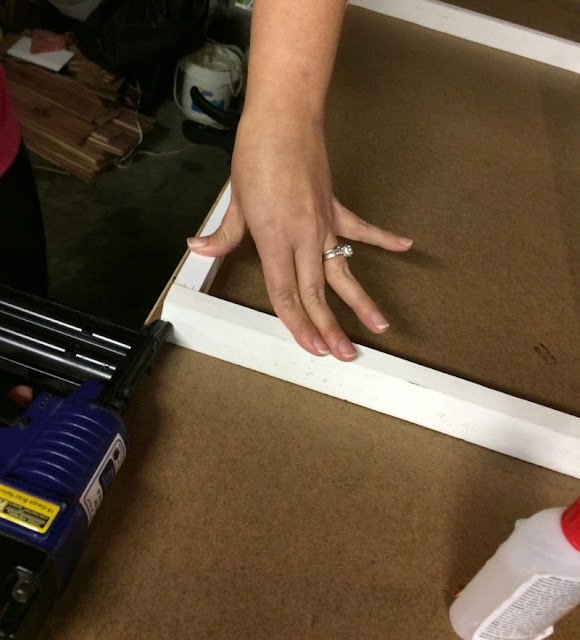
left=322, top=244, right=354, bottom=261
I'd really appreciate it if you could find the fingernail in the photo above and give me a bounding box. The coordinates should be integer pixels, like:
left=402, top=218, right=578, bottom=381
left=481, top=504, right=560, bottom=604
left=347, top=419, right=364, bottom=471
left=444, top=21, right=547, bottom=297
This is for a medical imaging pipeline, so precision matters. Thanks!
left=314, top=337, right=330, bottom=356
left=398, top=237, right=413, bottom=247
left=372, top=312, right=389, bottom=330
left=187, top=236, right=208, bottom=248
left=338, top=339, right=357, bottom=359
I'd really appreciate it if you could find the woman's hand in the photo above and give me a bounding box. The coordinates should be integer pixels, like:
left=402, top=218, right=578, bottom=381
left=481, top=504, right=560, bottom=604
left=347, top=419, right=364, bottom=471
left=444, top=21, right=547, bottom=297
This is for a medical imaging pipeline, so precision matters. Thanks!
left=188, top=113, right=413, bottom=361
left=187, top=1, right=412, bottom=360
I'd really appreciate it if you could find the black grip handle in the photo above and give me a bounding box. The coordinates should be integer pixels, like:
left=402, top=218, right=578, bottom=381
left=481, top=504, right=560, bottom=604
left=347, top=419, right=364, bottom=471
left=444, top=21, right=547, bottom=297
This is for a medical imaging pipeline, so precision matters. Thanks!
left=189, top=86, right=240, bottom=128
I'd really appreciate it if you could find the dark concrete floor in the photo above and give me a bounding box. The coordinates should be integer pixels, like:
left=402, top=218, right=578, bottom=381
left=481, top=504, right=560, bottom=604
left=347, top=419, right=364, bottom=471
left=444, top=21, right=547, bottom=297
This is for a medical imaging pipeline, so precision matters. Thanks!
left=33, top=81, right=231, bottom=330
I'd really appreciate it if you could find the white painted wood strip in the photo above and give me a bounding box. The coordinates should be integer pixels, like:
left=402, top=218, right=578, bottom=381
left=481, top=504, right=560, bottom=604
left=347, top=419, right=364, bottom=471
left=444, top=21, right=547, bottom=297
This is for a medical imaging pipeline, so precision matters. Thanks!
left=350, top=0, right=580, bottom=73
left=162, top=284, right=580, bottom=479
left=174, top=183, right=232, bottom=292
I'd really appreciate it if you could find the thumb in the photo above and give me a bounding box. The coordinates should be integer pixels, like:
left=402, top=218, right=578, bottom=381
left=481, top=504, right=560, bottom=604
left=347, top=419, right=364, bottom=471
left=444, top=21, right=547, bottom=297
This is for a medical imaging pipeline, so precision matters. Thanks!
left=187, top=203, right=246, bottom=257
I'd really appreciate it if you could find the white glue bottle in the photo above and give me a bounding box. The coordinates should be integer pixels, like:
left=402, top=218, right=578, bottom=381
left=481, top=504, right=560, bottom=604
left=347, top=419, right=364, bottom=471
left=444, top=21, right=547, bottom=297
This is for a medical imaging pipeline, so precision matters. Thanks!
left=449, top=497, right=580, bottom=640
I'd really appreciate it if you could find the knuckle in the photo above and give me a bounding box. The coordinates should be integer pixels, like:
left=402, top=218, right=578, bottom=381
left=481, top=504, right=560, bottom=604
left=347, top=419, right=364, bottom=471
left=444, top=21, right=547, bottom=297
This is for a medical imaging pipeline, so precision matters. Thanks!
left=271, top=288, right=301, bottom=317
left=295, top=204, right=325, bottom=238
left=301, top=217, right=323, bottom=239
left=215, top=226, right=228, bottom=244
left=300, top=282, right=327, bottom=308
left=324, top=325, right=346, bottom=344
left=325, top=259, right=353, bottom=284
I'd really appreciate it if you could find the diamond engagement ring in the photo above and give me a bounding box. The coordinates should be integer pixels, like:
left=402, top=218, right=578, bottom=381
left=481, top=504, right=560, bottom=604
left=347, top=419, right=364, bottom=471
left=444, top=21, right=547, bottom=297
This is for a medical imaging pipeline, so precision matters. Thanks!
left=322, top=244, right=354, bottom=261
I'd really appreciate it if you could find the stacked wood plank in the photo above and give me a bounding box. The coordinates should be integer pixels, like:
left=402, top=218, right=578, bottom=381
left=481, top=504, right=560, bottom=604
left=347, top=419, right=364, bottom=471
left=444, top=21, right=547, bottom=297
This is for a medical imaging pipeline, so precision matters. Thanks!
left=66, top=45, right=140, bottom=106
left=2, top=43, right=155, bottom=181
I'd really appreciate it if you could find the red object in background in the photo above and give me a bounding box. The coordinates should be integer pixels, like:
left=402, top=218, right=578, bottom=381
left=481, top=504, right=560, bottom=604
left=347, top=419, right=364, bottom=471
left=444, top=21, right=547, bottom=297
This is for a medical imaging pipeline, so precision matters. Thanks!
left=0, top=66, right=21, bottom=178
left=30, top=29, right=72, bottom=54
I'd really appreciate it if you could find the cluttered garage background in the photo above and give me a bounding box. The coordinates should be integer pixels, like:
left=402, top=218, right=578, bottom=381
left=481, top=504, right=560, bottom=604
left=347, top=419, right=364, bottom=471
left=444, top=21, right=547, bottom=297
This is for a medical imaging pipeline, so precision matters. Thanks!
left=0, top=0, right=250, bottom=327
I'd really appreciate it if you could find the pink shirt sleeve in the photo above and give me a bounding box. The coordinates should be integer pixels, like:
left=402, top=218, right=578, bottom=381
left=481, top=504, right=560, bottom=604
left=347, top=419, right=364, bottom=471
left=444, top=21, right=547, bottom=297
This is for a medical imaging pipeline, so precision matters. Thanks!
left=0, top=65, right=21, bottom=177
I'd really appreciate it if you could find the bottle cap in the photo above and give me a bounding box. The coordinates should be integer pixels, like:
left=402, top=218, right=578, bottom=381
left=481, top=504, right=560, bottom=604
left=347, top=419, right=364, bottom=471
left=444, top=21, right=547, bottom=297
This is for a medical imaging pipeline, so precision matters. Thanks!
left=561, top=497, right=580, bottom=551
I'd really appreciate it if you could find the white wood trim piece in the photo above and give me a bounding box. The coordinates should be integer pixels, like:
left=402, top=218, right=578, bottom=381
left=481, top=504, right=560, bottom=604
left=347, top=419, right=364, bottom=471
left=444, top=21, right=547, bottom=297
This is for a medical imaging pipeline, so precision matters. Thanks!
left=174, top=183, right=231, bottom=293
left=162, top=284, right=580, bottom=479
left=349, top=0, right=580, bottom=74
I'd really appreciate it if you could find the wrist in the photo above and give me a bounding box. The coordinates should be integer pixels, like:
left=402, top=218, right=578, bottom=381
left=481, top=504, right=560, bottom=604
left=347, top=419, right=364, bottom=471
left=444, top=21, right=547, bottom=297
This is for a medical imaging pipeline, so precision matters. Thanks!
left=240, top=100, right=325, bottom=135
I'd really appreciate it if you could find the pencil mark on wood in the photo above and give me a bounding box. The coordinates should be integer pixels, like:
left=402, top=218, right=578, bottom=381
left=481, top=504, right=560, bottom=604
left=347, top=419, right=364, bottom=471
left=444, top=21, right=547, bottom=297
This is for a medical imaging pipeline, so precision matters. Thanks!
left=533, top=343, right=557, bottom=364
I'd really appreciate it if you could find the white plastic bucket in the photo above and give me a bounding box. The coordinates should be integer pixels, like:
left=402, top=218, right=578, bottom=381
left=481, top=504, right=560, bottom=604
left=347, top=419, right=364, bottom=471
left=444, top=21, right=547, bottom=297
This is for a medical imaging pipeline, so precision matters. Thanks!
left=175, top=42, right=244, bottom=128
left=48, top=0, right=103, bottom=21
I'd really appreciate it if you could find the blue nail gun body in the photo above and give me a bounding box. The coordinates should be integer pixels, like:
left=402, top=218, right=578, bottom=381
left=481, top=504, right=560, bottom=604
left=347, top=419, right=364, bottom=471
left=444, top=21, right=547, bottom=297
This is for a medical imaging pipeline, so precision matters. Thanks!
left=0, top=287, right=171, bottom=640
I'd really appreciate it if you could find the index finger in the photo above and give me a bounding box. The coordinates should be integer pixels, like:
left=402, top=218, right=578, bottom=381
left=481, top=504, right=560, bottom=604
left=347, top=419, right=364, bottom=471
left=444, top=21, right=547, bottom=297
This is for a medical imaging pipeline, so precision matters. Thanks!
left=257, top=241, right=331, bottom=357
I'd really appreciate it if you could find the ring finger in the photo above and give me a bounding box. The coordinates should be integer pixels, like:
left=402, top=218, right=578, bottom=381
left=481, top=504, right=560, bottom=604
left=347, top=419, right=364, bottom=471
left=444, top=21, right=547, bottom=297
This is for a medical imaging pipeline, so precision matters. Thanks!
left=323, top=238, right=390, bottom=334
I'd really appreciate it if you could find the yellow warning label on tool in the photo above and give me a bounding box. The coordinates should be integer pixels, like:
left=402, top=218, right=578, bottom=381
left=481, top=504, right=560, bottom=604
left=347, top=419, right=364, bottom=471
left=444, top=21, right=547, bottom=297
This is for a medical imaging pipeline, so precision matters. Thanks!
left=0, top=484, right=60, bottom=534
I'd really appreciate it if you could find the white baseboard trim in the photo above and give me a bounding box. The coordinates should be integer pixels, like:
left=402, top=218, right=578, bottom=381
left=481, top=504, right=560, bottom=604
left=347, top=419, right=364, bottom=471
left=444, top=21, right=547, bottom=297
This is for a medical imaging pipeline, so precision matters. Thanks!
left=162, top=284, right=580, bottom=479
left=350, top=0, right=580, bottom=73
